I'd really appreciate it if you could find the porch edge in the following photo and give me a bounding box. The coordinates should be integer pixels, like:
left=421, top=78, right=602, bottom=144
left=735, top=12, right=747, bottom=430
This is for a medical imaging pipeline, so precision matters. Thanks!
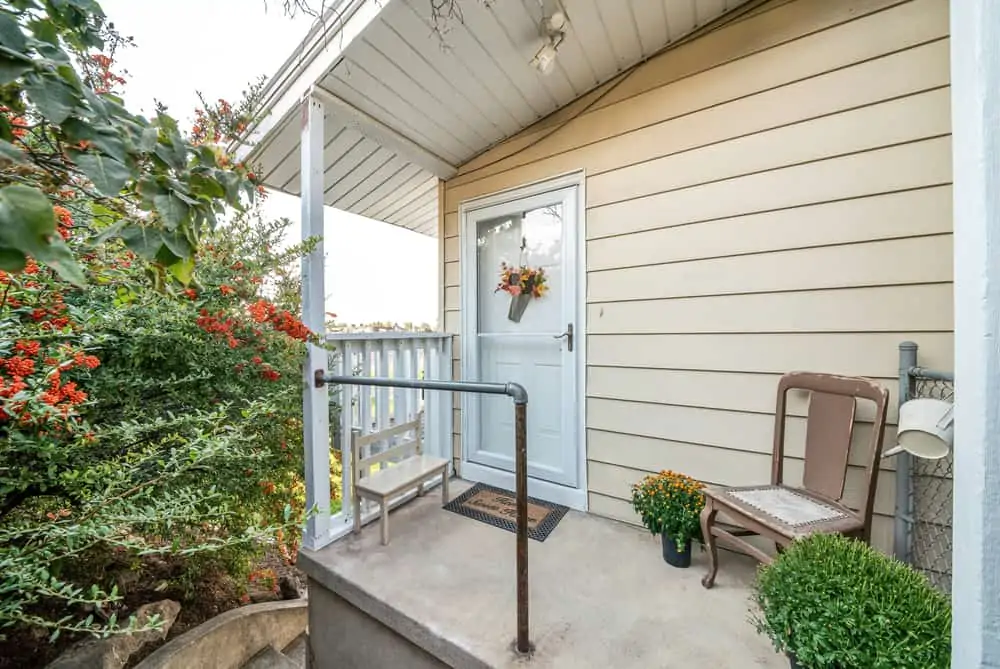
left=298, top=549, right=491, bottom=669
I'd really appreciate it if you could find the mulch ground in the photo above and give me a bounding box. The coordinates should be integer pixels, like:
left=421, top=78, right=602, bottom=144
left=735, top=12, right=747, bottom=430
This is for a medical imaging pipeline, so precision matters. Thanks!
left=0, top=549, right=305, bottom=669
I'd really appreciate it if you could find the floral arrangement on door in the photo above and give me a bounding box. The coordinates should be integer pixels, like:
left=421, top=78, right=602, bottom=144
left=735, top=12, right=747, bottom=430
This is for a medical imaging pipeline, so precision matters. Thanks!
left=495, top=239, right=548, bottom=323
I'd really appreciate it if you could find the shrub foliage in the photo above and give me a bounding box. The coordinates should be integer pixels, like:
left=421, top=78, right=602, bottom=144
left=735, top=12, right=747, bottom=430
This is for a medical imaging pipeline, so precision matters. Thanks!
left=753, top=533, right=951, bottom=669
left=0, top=200, right=326, bottom=639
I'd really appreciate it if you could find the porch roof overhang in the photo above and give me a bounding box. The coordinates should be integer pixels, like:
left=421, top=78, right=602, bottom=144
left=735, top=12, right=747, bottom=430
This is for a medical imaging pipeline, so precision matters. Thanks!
left=239, top=0, right=754, bottom=237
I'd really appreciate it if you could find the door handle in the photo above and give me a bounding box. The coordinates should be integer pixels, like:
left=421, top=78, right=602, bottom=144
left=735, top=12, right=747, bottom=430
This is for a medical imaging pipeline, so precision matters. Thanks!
left=553, top=323, right=574, bottom=352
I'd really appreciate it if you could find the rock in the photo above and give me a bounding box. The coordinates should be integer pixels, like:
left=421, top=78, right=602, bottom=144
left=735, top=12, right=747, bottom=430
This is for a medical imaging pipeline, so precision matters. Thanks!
left=278, top=575, right=301, bottom=600
left=249, top=589, right=282, bottom=604
left=47, top=599, right=181, bottom=669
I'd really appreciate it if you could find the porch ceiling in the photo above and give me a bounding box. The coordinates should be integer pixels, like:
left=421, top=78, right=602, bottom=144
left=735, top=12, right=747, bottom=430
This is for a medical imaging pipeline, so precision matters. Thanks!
left=245, top=0, right=753, bottom=237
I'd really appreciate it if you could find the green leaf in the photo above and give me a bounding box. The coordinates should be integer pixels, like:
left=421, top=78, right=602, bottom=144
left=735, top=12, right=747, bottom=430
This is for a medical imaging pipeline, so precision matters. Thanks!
left=154, top=140, right=187, bottom=172
left=139, top=126, right=159, bottom=152
left=73, top=151, right=131, bottom=196
left=161, top=228, right=193, bottom=259
left=0, top=12, right=27, bottom=52
left=0, top=139, right=26, bottom=164
left=34, top=238, right=86, bottom=286
left=28, top=18, right=60, bottom=46
left=0, top=184, right=56, bottom=250
left=120, top=225, right=163, bottom=260
left=23, top=71, right=78, bottom=125
left=61, top=117, right=127, bottom=162
left=0, top=246, right=26, bottom=271
left=0, top=186, right=84, bottom=283
left=0, top=54, right=31, bottom=85
left=154, top=194, right=188, bottom=230
left=167, top=256, right=195, bottom=285
left=91, top=219, right=125, bottom=245
left=190, top=173, right=225, bottom=200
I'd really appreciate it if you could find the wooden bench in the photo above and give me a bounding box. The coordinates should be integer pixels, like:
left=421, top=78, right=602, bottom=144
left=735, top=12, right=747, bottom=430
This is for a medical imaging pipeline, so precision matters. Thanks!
left=351, top=413, right=450, bottom=545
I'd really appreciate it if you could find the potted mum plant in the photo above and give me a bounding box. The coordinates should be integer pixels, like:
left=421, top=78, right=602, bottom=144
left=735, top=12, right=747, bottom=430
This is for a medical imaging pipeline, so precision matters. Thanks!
left=630, top=470, right=705, bottom=568
left=753, top=533, right=951, bottom=669
left=495, top=261, right=547, bottom=323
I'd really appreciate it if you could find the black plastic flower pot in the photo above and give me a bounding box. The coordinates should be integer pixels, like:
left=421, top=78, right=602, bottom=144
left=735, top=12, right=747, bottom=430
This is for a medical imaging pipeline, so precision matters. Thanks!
left=787, top=653, right=802, bottom=669
left=660, top=534, right=692, bottom=568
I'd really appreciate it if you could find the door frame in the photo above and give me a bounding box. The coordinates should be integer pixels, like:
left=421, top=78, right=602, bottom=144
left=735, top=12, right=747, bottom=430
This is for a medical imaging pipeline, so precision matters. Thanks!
left=458, top=171, right=588, bottom=511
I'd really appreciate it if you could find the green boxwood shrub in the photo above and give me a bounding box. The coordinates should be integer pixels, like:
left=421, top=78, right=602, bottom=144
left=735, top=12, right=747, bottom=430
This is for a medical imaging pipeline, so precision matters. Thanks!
left=752, top=533, right=951, bottom=669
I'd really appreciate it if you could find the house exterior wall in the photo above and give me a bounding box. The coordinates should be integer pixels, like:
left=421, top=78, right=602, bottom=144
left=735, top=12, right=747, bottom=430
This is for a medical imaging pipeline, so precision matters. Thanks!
left=439, top=0, right=953, bottom=553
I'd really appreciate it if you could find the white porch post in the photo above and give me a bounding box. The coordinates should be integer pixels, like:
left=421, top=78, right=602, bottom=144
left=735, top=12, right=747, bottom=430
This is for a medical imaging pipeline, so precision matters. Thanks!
left=300, top=94, right=332, bottom=550
left=951, top=1, right=1000, bottom=666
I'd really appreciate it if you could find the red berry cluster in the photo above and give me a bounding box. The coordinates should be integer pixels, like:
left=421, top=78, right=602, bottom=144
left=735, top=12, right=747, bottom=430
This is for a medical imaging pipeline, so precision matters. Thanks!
left=248, top=299, right=310, bottom=341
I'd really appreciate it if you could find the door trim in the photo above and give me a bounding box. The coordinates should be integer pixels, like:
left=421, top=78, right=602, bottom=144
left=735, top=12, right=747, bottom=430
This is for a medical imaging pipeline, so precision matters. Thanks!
left=458, top=171, right=588, bottom=511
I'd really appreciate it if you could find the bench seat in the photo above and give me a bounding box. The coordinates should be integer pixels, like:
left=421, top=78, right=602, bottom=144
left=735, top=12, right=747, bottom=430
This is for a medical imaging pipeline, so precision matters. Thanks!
left=356, top=454, right=449, bottom=498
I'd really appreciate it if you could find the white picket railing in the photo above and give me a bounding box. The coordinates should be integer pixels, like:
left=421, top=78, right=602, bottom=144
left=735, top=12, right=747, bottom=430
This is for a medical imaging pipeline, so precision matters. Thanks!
left=326, top=332, right=454, bottom=538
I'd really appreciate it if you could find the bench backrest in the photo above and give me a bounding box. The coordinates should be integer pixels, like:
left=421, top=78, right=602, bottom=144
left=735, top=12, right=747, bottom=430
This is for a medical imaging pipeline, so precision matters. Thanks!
left=351, top=413, right=424, bottom=487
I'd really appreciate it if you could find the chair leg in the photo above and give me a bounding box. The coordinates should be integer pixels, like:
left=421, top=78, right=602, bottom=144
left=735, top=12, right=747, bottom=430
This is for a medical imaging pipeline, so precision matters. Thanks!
left=700, top=500, right=720, bottom=589
left=441, top=468, right=449, bottom=504
left=380, top=499, right=389, bottom=546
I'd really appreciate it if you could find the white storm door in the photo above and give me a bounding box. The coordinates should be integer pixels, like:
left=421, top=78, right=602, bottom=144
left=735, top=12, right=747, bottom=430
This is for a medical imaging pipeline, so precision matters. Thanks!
left=462, top=185, right=579, bottom=488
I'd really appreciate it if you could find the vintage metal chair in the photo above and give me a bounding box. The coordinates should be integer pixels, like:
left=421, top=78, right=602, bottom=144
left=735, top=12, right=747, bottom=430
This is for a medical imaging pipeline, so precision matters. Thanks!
left=700, top=371, right=889, bottom=588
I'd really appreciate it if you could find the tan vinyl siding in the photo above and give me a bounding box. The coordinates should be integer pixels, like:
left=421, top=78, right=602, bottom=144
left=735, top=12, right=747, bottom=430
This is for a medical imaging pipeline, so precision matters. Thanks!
left=441, top=0, right=952, bottom=554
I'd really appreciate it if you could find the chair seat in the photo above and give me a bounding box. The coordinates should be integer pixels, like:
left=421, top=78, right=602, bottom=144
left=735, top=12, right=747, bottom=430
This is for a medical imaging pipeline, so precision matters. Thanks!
left=704, top=484, right=863, bottom=539
left=356, top=454, right=449, bottom=498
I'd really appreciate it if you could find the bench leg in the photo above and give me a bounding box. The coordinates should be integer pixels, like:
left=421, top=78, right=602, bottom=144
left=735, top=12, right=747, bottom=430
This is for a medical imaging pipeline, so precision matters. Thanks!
left=442, top=468, right=449, bottom=504
left=353, top=491, right=362, bottom=535
left=380, top=498, right=389, bottom=546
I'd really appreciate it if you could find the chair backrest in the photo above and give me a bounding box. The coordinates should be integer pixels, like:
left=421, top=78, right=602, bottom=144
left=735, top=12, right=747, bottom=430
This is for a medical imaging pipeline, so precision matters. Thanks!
left=351, top=413, right=424, bottom=488
left=771, top=372, right=890, bottom=534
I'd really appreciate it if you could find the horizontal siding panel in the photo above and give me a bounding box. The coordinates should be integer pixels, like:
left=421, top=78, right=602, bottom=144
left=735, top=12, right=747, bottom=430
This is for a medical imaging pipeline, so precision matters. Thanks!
left=444, top=236, right=459, bottom=263
left=444, top=212, right=458, bottom=237
left=586, top=367, right=899, bottom=423
left=444, top=311, right=460, bottom=333
left=444, top=286, right=459, bottom=311
left=593, top=0, right=922, bottom=110
left=448, top=0, right=942, bottom=195
left=444, top=261, right=460, bottom=287
left=587, top=399, right=895, bottom=469
left=587, top=186, right=952, bottom=271
left=587, top=458, right=895, bottom=519
left=587, top=429, right=885, bottom=480
left=587, top=88, right=950, bottom=208
left=587, top=332, right=954, bottom=376
left=587, top=137, right=952, bottom=239
left=586, top=284, right=953, bottom=334
left=588, top=235, right=952, bottom=303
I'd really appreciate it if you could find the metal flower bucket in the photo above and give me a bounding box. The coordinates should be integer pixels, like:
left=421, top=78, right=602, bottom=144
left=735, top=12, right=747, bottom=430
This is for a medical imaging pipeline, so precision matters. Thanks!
left=508, top=294, right=531, bottom=322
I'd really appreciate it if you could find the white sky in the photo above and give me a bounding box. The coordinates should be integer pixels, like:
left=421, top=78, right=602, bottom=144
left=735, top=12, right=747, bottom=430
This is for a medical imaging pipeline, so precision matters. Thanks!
left=100, top=0, right=439, bottom=327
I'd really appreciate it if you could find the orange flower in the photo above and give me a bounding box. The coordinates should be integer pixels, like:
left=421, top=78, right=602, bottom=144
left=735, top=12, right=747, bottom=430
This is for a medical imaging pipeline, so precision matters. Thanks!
left=219, top=285, right=236, bottom=296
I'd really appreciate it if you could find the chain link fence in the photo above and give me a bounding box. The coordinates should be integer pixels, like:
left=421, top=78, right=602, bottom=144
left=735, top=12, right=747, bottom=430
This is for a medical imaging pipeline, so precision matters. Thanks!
left=897, top=342, right=954, bottom=594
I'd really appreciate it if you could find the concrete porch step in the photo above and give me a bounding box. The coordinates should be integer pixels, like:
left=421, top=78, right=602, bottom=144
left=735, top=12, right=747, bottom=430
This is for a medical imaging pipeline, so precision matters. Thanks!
left=243, top=633, right=308, bottom=669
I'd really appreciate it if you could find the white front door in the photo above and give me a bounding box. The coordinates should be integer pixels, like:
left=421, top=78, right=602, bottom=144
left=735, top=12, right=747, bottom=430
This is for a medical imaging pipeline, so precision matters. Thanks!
left=461, top=180, right=582, bottom=505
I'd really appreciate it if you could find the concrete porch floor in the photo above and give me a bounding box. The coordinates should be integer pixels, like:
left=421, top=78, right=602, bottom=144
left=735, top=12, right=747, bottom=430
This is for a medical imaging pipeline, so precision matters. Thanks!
left=300, top=480, right=786, bottom=669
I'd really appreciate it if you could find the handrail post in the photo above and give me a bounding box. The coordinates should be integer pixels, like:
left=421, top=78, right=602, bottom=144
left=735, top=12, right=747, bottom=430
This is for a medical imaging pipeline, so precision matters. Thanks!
left=315, top=372, right=532, bottom=655
left=514, top=399, right=529, bottom=655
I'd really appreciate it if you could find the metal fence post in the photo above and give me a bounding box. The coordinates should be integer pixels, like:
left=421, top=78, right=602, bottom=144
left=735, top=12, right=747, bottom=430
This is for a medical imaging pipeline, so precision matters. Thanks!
left=895, top=341, right=918, bottom=561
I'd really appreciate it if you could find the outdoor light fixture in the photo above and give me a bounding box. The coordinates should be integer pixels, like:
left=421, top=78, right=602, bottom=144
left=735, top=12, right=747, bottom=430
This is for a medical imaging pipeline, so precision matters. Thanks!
left=531, top=9, right=567, bottom=75
left=884, top=398, right=955, bottom=460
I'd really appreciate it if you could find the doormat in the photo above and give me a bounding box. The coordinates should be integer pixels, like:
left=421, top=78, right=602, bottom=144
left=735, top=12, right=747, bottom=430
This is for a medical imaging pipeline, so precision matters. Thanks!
left=443, top=483, right=569, bottom=542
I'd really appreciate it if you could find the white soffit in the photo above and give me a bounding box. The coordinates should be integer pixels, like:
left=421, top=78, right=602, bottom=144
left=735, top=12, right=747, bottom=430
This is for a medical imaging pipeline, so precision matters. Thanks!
left=247, top=0, right=753, bottom=237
